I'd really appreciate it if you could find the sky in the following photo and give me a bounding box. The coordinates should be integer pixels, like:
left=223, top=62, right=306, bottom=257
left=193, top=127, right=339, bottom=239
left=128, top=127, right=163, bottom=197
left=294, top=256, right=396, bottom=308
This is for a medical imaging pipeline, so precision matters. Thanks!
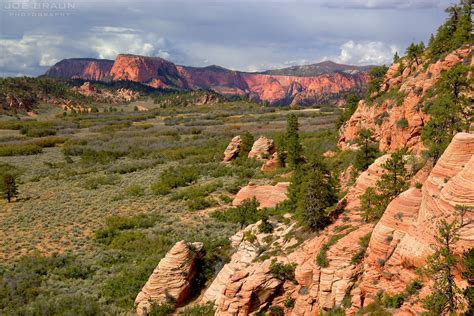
left=0, top=0, right=453, bottom=77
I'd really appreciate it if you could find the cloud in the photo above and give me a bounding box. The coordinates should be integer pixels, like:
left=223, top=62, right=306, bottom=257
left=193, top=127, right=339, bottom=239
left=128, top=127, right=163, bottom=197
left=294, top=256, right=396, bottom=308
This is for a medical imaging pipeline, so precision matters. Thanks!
left=328, top=40, right=399, bottom=65
left=320, top=0, right=446, bottom=9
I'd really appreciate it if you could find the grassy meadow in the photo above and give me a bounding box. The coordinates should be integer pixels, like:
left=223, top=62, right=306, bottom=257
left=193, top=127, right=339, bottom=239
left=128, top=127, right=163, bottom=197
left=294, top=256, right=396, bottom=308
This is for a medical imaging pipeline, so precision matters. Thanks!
left=0, top=97, right=341, bottom=314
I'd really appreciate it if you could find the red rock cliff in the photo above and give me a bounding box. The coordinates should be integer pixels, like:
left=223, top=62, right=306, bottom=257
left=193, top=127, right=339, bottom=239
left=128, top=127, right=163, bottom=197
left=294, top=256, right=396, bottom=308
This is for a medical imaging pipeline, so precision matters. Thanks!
left=46, top=55, right=370, bottom=106
left=46, top=58, right=114, bottom=81
left=338, top=46, right=472, bottom=153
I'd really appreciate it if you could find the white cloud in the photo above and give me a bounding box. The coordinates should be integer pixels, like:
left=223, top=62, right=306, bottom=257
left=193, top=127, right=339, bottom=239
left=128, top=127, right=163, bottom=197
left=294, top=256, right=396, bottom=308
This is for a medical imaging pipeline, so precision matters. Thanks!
left=327, top=40, right=399, bottom=65
left=320, top=0, right=445, bottom=9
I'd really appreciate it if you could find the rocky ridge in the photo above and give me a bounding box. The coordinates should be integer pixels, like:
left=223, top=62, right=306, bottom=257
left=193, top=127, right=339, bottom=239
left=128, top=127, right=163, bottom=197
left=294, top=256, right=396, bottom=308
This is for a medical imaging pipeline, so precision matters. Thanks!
left=46, top=54, right=370, bottom=106
left=338, top=46, right=472, bottom=153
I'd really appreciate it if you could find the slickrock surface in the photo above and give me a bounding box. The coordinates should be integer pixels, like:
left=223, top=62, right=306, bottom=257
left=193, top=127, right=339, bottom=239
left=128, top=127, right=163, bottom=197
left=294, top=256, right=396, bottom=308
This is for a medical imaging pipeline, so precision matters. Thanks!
left=339, top=47, right=472, bottom=153
left=202, top=219, right=298, bottom=313
left=232, top=182, right=289, bottom=209
left=357, top=132, right=474, bottom=312
left=248, top=136, right=275, bottom=160
left=135, top=241, right=203, bottom=315
left=223, top=135, right=242, bottom=162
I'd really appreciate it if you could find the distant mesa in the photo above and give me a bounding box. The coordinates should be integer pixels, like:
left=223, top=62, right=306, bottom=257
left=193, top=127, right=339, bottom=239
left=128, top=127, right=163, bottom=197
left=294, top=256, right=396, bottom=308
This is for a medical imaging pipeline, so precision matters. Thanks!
left=45, top=54, right=371, bottom=106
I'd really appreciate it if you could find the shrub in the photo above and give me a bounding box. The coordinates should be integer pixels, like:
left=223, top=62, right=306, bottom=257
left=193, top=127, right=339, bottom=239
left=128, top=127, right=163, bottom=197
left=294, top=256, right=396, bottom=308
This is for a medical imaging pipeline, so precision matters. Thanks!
left=126, top=184, right=144, bottom=197
left=268, top=306, right=284, bottom=316
left=382, top=293, right=405, bottom=308
left=210, top=198, right=260, bottom=228
left=151, top=166, right=200, bottom=195
left=0, top=143, right=42, bottom=156
left=20, top=126, right=57, bottom=137
left=316, top=234, right=347, bottom=268
left=148, top=302, right=175, bottom=316
left=269, top=259, right=297, bottom=284
left=283, top=296, right=295, bottom=308
left=396, top=118, right=409, bottom=129
left=351, top=233, right=372, bottom=264
left=243, top=231, right=257, bottom=243
left=186, top=197, right=217, bottom=211
left=258, top=216, right=274, bottom=234
left=82, top=175, right=120, bottom=190
left=181, top=302, right=215, bottom=316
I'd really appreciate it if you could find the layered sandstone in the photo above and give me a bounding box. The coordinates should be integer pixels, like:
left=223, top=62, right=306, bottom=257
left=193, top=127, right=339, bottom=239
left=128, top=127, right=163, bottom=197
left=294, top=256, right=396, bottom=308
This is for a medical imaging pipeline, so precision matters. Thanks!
left=356, top=132, right=474, bottom=312
left=248, top=136, right=275, bottom=160
left=223, top=135, right=242, bottom=162
left=232, top=182, right=289, bottom=209
left=47, top=55, right=370, bottom=106
left=46, top=58, right=114, bottom=81
left=135, top=241, right=203, bottom=315
left=338, top=46, right=472, bottom=153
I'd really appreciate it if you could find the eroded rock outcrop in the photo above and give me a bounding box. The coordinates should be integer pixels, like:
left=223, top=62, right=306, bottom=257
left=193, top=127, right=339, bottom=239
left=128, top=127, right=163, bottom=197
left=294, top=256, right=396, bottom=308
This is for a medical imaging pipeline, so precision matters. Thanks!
left=338, top=47, right=472, bottom=153
left=47, top=56, right=370, bottom=106
left=135, top=241, right=203, bottom=315
left=46, top=58, right=114, bottom=81
left=356, top=132, right=474, bottom=312
left=232, top=182, right=289, bottom=209
left=248, top=136, right=275, bottom=160
left=223, top=135, right=242, bottom=162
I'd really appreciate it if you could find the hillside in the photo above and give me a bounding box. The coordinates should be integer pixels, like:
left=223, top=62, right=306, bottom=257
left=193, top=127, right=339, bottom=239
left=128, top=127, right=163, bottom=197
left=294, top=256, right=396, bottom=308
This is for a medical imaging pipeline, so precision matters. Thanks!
left=261, top=60, right=373, bottom=77
left=46, top=55, right=370, bottom=106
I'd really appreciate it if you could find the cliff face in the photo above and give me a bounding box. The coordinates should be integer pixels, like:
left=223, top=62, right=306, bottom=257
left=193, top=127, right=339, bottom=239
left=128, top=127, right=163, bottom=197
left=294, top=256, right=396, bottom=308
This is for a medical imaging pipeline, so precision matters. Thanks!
left=338, top=46, right=472, bottom=153
left=202, top=133, right=473, bottom=315
left=45, top=58, right=114, bottom=81
left=46, top=55, right=370, bottom=106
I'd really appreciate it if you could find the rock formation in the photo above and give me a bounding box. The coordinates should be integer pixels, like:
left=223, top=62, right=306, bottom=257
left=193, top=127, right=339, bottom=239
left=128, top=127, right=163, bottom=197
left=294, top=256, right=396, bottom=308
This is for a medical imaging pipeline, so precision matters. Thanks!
left=248, top=136, right=275, bottom=160
left=261, top=152, right=280, bottom=173
left=223, top=135, right=242, bottom=162
left=135, top=241, right=203, bottom=315
left=45, top=58, right=114, bottom=81
left=232, top=182, right=289, bottom=209
left=338, top=47, right=472, bottom=153
left=355, top=132, right=474, bottom=312
left=73, top=82, right=139, bottom=103
left=47, top=55, right=370, bottom=106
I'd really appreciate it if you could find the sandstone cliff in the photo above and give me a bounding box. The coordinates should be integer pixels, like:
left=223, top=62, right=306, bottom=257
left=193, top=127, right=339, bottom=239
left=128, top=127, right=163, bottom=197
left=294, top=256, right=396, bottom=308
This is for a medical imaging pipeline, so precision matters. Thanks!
left=199, top=133, right=473, bottom=315
left=46, top=55, right=370, bottom=106
left=45, top=58, right=114, bottom=81
left=338, top=46, right=472, bottom=153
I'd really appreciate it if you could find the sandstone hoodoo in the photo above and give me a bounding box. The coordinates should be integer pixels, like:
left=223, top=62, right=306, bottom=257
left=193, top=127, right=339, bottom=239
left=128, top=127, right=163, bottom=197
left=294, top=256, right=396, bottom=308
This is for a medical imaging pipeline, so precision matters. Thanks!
left=223, top=135, right=242, bottom=162
left=248, top=136, right=275, bottom=160
left=46, top=55, right=371, bottom=106
left=135, top=241, right=203, bottom=315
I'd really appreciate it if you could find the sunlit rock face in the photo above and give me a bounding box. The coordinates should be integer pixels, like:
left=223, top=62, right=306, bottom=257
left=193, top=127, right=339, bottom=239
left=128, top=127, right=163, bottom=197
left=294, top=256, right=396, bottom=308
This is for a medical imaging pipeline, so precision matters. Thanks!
left=46, top=56, right=370, bottom=106
left=338, top=47, right=472, bottom=153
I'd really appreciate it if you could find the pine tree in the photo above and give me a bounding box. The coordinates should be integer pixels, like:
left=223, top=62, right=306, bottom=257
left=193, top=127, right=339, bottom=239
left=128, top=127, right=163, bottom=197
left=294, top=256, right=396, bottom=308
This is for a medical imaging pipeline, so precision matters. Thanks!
left=335, top=94, right=360, bottom=129
left=1, top=173, right=18, bottom=203
left=296, top=159, right=338, bottom=231
left=360, top=187, right=385, bottom=222
left=393, top=52, right=400, bottom=63
left=422, top=219, right=465, bottom=314
left=354, top=129, right=379, bottom=172
left=285, top=114, right=303, bottom=169
left=376, top=148, right=408, bottom=201
left=421, top=64, right=471, bottom=160
left=239, top=131, right=254, bottom=159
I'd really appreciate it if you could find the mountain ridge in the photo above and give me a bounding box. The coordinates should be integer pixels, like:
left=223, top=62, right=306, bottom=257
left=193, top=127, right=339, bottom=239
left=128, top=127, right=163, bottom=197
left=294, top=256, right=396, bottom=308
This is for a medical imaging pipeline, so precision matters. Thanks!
left=46, top=54, right=371, bottom=106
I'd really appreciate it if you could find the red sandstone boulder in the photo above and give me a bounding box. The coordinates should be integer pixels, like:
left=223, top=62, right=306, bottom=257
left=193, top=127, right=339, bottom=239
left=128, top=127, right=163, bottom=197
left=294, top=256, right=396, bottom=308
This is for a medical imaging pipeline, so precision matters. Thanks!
left=223, top=135, right=242, bottom=162
left=135, top=241, right=203, bottom=315
left=232, top=182, right=289, bottom=209
left=248, top=136, right=275, bottom=160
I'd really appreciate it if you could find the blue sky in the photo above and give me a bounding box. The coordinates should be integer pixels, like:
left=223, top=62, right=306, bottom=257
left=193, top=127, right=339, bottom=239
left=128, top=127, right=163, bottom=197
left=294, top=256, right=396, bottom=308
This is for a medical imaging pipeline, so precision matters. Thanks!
left=0, top=0, right=452, bottom=76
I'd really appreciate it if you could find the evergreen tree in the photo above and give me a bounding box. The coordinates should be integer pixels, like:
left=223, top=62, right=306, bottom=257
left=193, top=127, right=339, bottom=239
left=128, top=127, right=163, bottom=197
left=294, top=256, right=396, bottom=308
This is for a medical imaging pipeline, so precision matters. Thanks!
left=1, top=173, right=18, bottom=203
left=360, top=187, right=385, bottom=222
left=239, top=131, right=254, bottom=159
left=335, top=94, right=360, bottom=129
left=406, top=42, right=424, bottom=65
left=421, top=64, right=471, bottom=160
left=275, top=133, right=287, bottom=167
left=367, top=66, right=388, bottom=97
left=285, top=114, right=303, bottom=169
left=393, top=52, right=400, bottom=63
left=422, top=219, right=465, bottom=314
left=233, top=197, right=260, bottom=228
left=462, top=248, right=474, bottom=315
left=296, top=159, right=338, bottom=231
left=376, top=148, right=408, bottom=201
left=354, top=129, right=379, bottom=171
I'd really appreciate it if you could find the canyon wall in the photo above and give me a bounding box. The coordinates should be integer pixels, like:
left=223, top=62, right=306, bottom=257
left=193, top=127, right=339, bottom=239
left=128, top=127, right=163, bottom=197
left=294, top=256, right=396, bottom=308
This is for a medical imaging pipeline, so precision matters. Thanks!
left=46, top=54, right=370, bottom=106
left=338, top=46, right=472, bottom=153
